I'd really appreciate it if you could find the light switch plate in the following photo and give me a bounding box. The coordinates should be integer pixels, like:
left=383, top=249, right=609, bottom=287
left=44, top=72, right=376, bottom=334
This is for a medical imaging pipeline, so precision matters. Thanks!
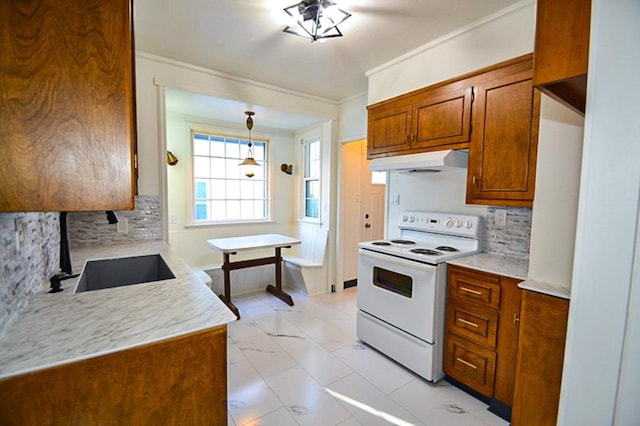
left=390, top=193, right=400, bottom=205
left=495, top=209, right=507, bottom=227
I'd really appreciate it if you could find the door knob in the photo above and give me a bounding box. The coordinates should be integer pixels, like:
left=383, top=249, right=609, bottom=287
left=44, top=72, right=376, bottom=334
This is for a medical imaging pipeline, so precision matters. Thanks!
left=365, top=223, right=371, bottom=228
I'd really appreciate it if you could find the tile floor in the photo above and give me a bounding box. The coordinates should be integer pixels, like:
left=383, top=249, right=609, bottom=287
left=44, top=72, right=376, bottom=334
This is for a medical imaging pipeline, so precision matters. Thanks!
left=226, top=287, right=509, bottom=426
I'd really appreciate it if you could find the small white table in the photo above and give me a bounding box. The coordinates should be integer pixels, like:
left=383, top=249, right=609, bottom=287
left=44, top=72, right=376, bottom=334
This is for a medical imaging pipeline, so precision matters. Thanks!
left=206, top=234, right=300, bottom=318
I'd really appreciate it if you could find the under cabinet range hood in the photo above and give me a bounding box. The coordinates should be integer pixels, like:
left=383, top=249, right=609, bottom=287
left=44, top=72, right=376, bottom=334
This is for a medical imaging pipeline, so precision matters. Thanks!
left=369, top=150, right=468, bottom=173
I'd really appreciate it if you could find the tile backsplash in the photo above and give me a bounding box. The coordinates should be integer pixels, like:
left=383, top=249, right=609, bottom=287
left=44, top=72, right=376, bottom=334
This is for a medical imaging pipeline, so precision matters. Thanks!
left=484, top=206, right=532, bottom=260
left=68, top=195, right=162, bottom=247
left=0, top=212, right=59, bottom=335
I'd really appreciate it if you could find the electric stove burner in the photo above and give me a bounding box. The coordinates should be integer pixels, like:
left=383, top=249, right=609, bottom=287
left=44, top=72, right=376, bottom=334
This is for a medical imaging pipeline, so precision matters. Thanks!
left=372, top=241, right=391, bottom=246
left=410, top=248, right=443, bottom=256
left=435, top=246, right=459, bottom=252
left=390, top=239, right=416, bottom=245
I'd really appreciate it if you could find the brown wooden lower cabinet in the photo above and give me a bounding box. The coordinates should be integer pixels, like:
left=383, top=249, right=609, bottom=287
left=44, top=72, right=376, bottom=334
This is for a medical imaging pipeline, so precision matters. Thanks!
left=0, top=326, right=228, bottom=426
left=511, top=290, right=569, bottom=426
left=444, top=265, right=522, bottom=420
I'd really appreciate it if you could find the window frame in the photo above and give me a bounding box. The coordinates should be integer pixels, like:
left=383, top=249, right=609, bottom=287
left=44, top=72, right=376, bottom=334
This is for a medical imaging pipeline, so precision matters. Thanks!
left=186, top=126, right=271, bottom=226
left=300, top=134, right=322, bottom=223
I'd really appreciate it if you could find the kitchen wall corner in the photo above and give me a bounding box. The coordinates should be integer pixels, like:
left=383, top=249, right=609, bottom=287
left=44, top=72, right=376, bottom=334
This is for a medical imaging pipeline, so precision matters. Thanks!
left=0, top=212, right=59, bottom=335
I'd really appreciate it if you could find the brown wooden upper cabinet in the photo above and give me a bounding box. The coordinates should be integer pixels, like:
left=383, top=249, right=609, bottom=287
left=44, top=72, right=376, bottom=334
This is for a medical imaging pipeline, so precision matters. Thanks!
left=367, top=80, right=473, bottom=158
left=466, top=55, right=540, bottom=208
left=0, top=0, right=136, bottom=212
left=533, top=0, right=591, bottom=115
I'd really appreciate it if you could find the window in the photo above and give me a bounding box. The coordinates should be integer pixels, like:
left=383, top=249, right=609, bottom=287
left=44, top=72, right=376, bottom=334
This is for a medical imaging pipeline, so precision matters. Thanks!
left=191, top=131, right=268, bottom=223
left=302, top=135, right=321, bottom=220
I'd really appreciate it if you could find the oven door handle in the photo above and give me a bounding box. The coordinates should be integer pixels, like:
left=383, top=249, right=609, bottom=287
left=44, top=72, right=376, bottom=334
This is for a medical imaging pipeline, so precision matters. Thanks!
left=359, top=248, right=437, bottom=271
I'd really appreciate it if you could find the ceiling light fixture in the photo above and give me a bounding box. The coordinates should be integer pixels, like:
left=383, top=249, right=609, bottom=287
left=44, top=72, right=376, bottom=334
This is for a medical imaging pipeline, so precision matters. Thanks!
left=239, top=111, right=260, bottom=178
left=282, top=0, right=351, bottom=42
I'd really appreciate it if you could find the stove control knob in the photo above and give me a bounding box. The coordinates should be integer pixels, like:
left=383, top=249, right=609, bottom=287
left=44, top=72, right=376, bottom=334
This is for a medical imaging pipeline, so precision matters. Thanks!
left=456, top=220, right=463, bottom=228
left=409, top=216, right=416, bottom=223
left=465, top=220, right=473, bottom=229
left=402, top=216, right=408, bottom=222
left=445, top=219, right=454, bottom=228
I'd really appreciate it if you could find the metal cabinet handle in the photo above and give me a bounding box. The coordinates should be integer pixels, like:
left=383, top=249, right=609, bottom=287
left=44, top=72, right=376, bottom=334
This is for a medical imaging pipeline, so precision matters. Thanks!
left=459, top=286, right=482, bottom=296
left=513, top=314, right=520, bottom=324
left=456, top=357, right=478, bottom=370
left=458, top=318, right=479, bottom=328
left=472, top=176, right=481, bottom=185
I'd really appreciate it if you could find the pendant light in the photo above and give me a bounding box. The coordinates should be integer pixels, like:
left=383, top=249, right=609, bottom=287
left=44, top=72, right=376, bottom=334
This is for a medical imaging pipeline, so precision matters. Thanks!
left=239, top=111, right=260, bottom=178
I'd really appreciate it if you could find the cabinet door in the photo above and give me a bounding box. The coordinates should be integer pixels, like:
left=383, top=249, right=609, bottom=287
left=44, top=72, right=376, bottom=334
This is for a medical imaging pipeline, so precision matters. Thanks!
left=512, top=291, right=569, bottom=426
left=533, top=0, right=590, bottom=115
left=413, top=81, right=473, bottom=150
left=467, top=59, right=540, bottom=207
left=493, top=276, right=523, bottom=407
left=367, top=97, right=413, bottom=157
left=0, top=0, right=136, bottom=212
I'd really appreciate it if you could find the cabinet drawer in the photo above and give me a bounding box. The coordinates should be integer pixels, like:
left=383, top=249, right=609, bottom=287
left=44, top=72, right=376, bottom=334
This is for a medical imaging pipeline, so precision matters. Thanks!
left=444, top=333, right=496, bottom=397
left=448, top=270, right=501, bottom=310
left=447, top=299, right=498, bottom=348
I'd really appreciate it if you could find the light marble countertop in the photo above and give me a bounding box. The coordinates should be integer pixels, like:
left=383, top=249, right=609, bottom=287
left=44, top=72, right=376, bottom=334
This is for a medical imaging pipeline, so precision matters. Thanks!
left=518, top=279, right=571, bottom=300
left=447, top=252, right=529, bottom=280
left=447, top=253, right=572, bottom=299
left=0, top=241, right=236, bottom=380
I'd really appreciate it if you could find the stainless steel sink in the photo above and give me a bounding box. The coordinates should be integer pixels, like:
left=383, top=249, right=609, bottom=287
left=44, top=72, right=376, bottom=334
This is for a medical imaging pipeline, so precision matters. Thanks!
left=75, top=254, right=176, bottom=293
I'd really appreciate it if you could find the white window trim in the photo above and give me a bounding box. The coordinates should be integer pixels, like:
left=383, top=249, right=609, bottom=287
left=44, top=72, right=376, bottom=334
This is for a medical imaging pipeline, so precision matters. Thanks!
left=185, top=123, right=272, bottom=226
left=299, top=134, right=322, bottom=224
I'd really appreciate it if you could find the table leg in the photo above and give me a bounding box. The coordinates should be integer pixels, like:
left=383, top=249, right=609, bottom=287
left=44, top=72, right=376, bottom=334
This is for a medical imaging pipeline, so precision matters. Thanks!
left=266, top=247, right=294, bottom=306
left=220, top=252, right=240, bottom=319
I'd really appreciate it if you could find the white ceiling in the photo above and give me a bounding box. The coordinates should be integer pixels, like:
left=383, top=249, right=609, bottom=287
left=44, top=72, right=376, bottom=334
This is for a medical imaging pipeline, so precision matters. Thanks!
left=135, top=0, right=523, bottom=128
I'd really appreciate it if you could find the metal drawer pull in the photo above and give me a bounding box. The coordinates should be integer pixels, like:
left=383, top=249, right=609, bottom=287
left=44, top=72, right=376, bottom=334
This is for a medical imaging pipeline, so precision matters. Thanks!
left=459, top=286, right=482, bottom=296
left=456, top=357, right=478, bottom=370
left=458, top=318, right=479, bottom=328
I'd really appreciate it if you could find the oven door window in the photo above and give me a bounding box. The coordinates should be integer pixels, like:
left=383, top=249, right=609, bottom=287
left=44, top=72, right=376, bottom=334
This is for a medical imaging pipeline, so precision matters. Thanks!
left=373, top=266, right=413, bottom=298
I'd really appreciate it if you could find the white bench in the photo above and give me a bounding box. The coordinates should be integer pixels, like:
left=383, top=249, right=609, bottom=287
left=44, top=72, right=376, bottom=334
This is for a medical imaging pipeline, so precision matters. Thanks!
left=283, top=226, right=328, bottom=296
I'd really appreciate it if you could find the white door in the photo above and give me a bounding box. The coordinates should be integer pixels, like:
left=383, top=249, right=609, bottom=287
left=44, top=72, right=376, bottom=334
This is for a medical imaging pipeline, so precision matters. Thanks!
left=360, top=141, right=385, bottom=243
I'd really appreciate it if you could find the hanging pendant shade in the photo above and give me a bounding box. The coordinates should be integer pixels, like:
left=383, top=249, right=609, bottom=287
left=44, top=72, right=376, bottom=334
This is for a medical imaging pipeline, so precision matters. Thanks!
left=239, top=111, right=260, bottom=178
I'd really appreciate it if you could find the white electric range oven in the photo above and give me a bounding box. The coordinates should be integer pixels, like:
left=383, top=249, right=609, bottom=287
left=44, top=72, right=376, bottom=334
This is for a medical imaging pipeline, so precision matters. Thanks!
left=357, top=211, right=482, bottom=382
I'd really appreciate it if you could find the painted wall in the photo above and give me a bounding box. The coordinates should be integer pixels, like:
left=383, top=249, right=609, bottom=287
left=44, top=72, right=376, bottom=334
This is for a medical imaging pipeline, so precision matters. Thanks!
left=558, top=0, right=640, bottom=423
left=338, top=93, right=368, bottom=143
left=366, top=1, right=535, bottom=104
left=527, top=96, right=584, bottom=287
left=384, top=170, right=487, bottom=239
left=166, top=112, right=297, bottom=269
left=135, top=53, right=340, bottom=197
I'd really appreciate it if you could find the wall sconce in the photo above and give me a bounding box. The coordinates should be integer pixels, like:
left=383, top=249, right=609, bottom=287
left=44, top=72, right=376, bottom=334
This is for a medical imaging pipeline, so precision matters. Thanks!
left=280, top=163, right=293, bottom=175
left=167, top=151, right=179, bottom=166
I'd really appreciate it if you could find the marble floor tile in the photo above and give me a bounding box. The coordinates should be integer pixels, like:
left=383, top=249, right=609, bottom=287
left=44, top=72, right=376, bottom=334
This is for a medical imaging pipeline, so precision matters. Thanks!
left=243, top=407, right=299, bottom=426
left=254, top=313, right=308, bottom=347
left=332, top=343, right=415, bottom=395
left=234, top=331, right=298, bottom=378
left=297, top=316, right=354, bottom=352
left=227, top=359, right=284, bottom=425
left=265, top=366, right=352, bottom=425
left=282, top=338, right=354, bottom=386
left=227, top=287, right=506, bottom=426
left=326, top=372, right=423, bottom=426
